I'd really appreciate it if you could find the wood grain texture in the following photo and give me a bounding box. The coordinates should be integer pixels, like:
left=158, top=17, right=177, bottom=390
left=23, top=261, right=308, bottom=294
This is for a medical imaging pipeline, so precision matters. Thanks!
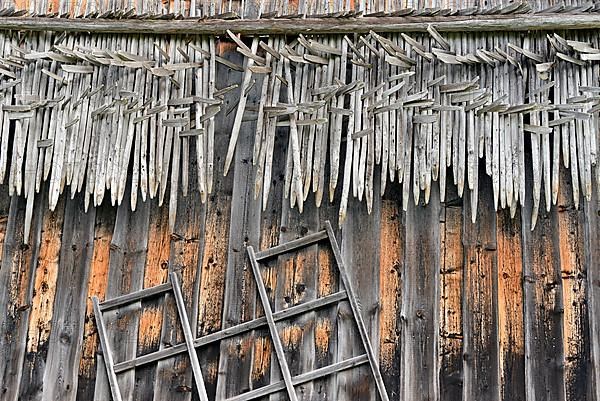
left=462, top=171, right=499, bottom=401
left=379, top=194, right=403, bottom=401
left=214, top=49, right=262, bottom=399
left=0, top=14, right=599, bottom=35
left=558, top=166, right=590, bottom=401
left=496, top=208, right=525, bottom=401
left=522, top=157, right=565, bottom=401
left=41, top=192, right=96, bottom=401
left=400, top=184, right=440, bottom=401
left=439, top=180, right=463, bottom=401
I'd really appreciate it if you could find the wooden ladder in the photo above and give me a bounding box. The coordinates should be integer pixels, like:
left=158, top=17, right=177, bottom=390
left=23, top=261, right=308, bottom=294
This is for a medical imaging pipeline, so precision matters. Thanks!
left=244, top=220, right=390, bottom=401
left=93, top=272, right=210, bottom=401
left=94, top=220, right=389, bottom=401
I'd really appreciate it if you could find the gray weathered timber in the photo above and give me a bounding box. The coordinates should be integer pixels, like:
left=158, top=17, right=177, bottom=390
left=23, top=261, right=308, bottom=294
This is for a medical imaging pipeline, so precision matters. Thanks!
left=521, top=159, right=565, bottom=401
left=247, top=246, right=299, bottom=401
left=400, top=185, right=440, bottom=401
left=0, top=14, right=599, bottom=35
left=41, top=193, right=97, bottom=401
left=326, top=220, right=390, bottom=401
left=462, top=171, right=500, bottom=401
left=0, top=191, right=44, bottom=401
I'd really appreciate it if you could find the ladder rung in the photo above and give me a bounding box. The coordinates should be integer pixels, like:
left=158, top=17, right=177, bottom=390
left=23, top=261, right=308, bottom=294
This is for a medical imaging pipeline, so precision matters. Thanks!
left=226, top=354, right=369, bottom=401
left=99, top=282, right=173, bottom=311
left=113, top=290, right=347, bottom=373
left=253, top=230, right=328, bottom=261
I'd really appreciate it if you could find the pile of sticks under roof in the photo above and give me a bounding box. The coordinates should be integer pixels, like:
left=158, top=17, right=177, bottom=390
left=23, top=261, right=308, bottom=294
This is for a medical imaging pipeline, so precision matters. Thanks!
left=0, top=0, right=600, bottom=242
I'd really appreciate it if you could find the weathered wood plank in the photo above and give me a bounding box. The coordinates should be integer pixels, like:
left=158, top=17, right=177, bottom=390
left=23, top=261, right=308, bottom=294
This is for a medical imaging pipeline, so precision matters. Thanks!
left=0, top=191, right=44, bottom=401
left=77, top=200, right=116, bottom=401
left=496, top=208, right=525, bottom=401
left=41, top=193, right=97, bottom=401
left=439, top=182, right=463, bottom=401
left=379, top=194, right=403, bottom=400
left=96, top=190, right=151, bottom=401
left=521, top=155, right=565, bottom=401
left=271, top=191, right=319, bottom=401
left=153, top=121, right=206, bottom=401
left=250, top=115, right=287, bottom=399
left=335, top=172, right=387, bottom=401
left=400, top=184, right=440, bottom=401
left=558, top=165, right=590, bottom=401
left=195, top=54, right=236, bottom=397
left=2, top=14, right=600, bottom=35
left=20, top=194, right=66, bottom=401
left=462, top=171, right=499, bottom=401
left=584, top=178, right=600, bottom=401
left=214, top=47, right=262, bottom=399
left=135, top=198, right=170, bottom=401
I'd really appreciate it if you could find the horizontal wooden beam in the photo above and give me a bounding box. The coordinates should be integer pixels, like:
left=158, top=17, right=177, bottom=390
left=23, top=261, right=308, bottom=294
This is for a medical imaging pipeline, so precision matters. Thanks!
left=0, top=14, right=598, bottom=35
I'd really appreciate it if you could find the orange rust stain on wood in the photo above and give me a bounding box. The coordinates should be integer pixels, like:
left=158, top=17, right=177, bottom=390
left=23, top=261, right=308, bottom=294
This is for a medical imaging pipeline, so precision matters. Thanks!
left=379, top=200, right=402, bottom=372
left=197, top=195, right=230, bottom=336
left=497, top=209, right=525, bottom=398
left=251, top=335, right=272, bottom=381
left=218, top=41, right=237, bottom=56
left=557, top=173, right=588, bottom=400
left=226, top=335, right=254, bottom=359
left=79, top=212, right=113, bottom=379
left=138, top=205, right=169, bottom=348
left=317, top=246, right=336, bottom=297
left=281, top=254, right=309, bottom=307
left=137, top=307, right=163, bottom=349
left=26, top=202, right=64, bottom=354
left=315, top=319, right=331, bottom=357
left=280, top=325, right=303, bottom=348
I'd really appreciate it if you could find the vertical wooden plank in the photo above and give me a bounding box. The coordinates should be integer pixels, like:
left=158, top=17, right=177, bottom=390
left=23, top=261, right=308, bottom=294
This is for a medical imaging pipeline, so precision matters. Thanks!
left=271, top=193, right=318, bottom=401
left=251, top=127, right=286, bottom=400
left=338, top=172, right=381, bottom=401
left=20, top=196, right=67, bottom=401
left=153, top=135, right=206, bottom=401
left=0, top=192, right=44, bottom=401
left=77, top=200, right=116, bottom=401
left=214, top=49, right=261, bottom=400
left=496, top=208, right=525, bottom=401
left=400, top=184, right=440, bottom=401
left=313, top=189, right=342, bottom=401
left=558, top=167, right=590, bottom=401
left=462, top=171, right=499, bottom=400
left=584, top=182, right=600, bottom=401
left=98, top=192, right=151, bottom=401
left=41, top=193, right=97, bottom=401
left=439, top=181, right=463, bottom=401
left=379, top=187, right=403, bottom=401
left=522, top=154, right=565, bottom=401
left=195, top=56, right=237, bottom=399
left=135, top=198, right=170, bottom=401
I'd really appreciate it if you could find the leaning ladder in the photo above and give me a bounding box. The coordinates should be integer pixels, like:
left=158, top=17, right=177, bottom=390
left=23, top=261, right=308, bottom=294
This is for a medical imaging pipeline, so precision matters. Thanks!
left=245, top=220, right=390, bottom=401
left=94, top=220, right=388, bottom=401
left=92, top=272, right=210, bottom=401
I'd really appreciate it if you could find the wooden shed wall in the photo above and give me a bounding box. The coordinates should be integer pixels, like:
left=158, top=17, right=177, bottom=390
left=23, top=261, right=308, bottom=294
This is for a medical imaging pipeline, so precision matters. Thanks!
left=0, top=88, right=598, bottom=401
